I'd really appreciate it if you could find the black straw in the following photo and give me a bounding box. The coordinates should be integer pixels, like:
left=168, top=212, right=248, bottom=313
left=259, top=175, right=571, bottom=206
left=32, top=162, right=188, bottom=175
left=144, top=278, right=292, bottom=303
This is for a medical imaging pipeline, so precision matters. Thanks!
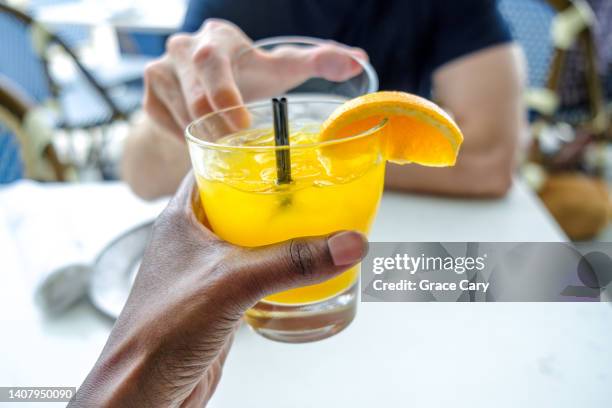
left=272, top=97, right=292, bottom=184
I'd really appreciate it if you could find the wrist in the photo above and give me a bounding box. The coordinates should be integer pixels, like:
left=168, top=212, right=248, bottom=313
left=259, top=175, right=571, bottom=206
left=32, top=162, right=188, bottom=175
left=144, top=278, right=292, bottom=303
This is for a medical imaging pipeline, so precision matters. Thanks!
left=71, top=331, right=159, bottom=407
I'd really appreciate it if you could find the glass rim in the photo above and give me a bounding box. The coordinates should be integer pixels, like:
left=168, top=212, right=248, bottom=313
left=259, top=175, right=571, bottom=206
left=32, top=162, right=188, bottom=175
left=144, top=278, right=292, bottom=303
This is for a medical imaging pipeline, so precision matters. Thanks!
left=249, top=36, right=379, bottom=94
left=185, top=98, right=387, bottom=152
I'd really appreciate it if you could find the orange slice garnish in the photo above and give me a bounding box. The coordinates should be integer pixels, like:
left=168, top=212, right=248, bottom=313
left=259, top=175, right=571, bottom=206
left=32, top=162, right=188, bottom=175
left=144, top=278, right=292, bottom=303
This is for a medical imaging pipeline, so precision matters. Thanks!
left=320, top=91, right=463, bottom=166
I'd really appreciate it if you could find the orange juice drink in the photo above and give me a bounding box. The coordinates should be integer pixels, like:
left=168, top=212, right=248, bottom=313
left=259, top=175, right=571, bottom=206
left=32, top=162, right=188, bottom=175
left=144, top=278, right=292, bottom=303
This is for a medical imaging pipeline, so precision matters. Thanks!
left=195, top=128, right=384, bottom=305
left=186, top=100, right=386, bottom=343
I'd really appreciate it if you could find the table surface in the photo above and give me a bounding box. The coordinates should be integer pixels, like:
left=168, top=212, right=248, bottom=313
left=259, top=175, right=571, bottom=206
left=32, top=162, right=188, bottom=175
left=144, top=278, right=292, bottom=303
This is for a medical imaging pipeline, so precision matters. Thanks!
left=1, top=180, right=611, bottom=408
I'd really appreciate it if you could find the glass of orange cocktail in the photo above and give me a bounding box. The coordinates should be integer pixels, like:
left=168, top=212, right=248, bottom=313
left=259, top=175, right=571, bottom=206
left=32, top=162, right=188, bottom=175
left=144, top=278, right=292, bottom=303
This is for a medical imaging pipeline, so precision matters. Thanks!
left=185, top=38, right=464, bottom=343
left=186, top=37, right=379, bottom=343
left=186, top=100, right=386, bottom=343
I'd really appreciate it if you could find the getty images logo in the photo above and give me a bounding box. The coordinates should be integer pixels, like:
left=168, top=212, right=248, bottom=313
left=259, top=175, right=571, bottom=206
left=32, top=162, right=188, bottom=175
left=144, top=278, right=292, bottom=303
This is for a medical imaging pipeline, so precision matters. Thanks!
left=371, top=253, right=487, bottom=275
left=363, top=243, right=612, bottom=303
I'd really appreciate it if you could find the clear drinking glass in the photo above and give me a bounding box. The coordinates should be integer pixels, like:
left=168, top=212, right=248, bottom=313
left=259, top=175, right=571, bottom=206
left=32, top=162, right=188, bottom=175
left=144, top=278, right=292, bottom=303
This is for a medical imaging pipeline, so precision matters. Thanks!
left=233, top=36, right=378, bottom=102
left=186, top=99, right=386, bottom=343
left=186, top=37, right=380, bottom=342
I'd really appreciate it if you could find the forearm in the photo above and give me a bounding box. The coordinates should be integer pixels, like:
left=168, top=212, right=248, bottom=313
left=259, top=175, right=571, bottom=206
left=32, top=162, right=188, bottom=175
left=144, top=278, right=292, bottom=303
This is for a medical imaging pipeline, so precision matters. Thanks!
left=385, top=111, right=525, bottom=198
left=70, top=307, right=199, bottom=407
left=121, top=113, right=191, bottom=200
left=387, top=44, right=527, bottom=198
left=385, top=140, right=517, bottom=197
left=70, top=331, right=156, bottom=407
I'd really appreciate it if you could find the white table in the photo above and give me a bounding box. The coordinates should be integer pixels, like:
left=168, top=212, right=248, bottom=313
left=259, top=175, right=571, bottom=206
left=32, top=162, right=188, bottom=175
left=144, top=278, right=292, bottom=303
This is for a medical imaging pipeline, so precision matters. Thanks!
left=1, top=180, right=611, bottom=408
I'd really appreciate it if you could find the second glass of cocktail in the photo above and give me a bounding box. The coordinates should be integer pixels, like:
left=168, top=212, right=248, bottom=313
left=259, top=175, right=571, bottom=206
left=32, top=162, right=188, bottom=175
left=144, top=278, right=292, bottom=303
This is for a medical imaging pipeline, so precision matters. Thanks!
left=186, top=99, right=386, bottom=343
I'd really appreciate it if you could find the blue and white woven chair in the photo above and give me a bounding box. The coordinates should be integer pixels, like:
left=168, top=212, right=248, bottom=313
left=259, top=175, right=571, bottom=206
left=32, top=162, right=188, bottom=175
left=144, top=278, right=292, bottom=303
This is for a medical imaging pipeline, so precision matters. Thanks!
left=0, top=74, right=65, bottom=183
left=0, top=2, right=142, bottom=181
left=499, top=0, right=608, bottom=131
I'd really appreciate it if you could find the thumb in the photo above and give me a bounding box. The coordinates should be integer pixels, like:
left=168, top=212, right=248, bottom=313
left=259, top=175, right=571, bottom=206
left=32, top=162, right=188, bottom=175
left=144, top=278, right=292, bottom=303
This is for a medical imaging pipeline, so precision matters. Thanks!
left=233, top=231, right=368, bottom=307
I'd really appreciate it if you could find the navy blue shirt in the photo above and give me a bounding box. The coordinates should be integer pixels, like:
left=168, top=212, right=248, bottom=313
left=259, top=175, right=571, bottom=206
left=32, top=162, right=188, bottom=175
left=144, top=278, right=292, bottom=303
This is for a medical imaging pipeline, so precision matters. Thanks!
left=181, top=0, right=511, bottom=96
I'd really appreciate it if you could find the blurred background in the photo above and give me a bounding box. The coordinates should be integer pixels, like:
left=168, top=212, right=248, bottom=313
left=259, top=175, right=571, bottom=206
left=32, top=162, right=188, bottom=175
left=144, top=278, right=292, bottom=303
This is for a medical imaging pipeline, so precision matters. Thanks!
left=0, top=0, right=611, bottom=242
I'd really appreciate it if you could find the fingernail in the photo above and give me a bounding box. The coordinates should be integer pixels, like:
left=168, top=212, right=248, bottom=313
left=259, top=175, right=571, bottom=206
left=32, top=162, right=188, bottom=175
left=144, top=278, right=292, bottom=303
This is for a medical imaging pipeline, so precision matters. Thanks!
left=327, top=231, right=368, bottom=266
left=351, top=47, right=368, bottom=61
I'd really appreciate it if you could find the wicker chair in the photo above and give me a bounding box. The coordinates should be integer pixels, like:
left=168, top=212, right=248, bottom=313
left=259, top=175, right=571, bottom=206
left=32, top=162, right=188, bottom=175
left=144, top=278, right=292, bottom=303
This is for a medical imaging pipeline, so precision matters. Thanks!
left=0, top=74, right=65, bottom=182
left=0, top=2, right=143, bottom=180
left=499, top=0, right=608, bottom=132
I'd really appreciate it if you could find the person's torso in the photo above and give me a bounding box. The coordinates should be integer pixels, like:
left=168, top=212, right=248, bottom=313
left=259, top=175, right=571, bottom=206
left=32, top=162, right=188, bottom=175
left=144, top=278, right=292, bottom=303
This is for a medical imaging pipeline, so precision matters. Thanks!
left=182, top=0, right=437, bottom=95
